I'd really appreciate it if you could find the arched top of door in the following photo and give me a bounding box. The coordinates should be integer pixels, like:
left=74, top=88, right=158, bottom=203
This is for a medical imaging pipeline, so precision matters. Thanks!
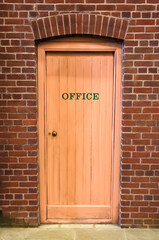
left=31, top=13, right=129, bottom=41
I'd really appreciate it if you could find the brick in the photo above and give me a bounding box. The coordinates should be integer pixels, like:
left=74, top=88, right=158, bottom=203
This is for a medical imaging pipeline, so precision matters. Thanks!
left=122, top=183, right=139, bottom=188
left=143, top=134, right=159, bottom=139
left=152, top=12, right=159, bottom=18
left=125, top=40, right=138, bottom=46
left=133, top=127, right=150, bottom=132
left=19, top=158, right=37, bottom=163
left=44, top=18, right=52, bottom=38
left=20, top=182, right=37, bottom=187
left=38, top=4, right=54, bottom=10
left=56, top=4, right=74, bottom=11
left=19, top=12, right=28, bottom=18
left=70, top=14, right=76, bottom=34
left=101, top=16, right=109, bottom=36
left=146, top=27, right=159, bottom=33
left=83, top=14, right=89, bottom=34
left=0, top=54, right=15, bottom=60
left=0, top=4, right=13, bottom=10
left=18, top=133, right=37, bottom=138
left=89, top=15, right=95, bottom=35
left=16, top=54, right=35, bottom=60
left=10, top=176, right=27, bottom=181
left=117, top=5, right=135, bottom=11
left=11, top=200, right=28, bottom=205
left=15, top=4, right=34, bottom=10
left=95, top=15, right=102, bottom=35
left=133, top=152, right=150, bottom=157
left=9, top=126, right=26, bottom=131
left=0, top=26, right=13, bottom=32
left=97, top=5, right=115, bottom=11
left=131, top=189, right=148, bottom=194
left=119, top=20, right=128, bottom=39
left=57, top=15, right=64, bottom=36
left=76, top=4, right=95, bottom=11
left=9, top=151, right=27, bottom=157
left=107, top=18, right=115, bottom=37
left=113, top=19, right=121, bottom=39
left=122, top=133, right=140, bottom=139
left=144, top=54, right=159, bottom=60
left=10, top=188, right=27, bottom=193
left=134, top=87, right=152, bottom=93
left=77, top=14, right=82, bottom=34
left=50, top=16, right=58, bottom=36
left=5, top=19, right=23, bottom=25
left=131, top=213, right=148, bottom=218
left=37, top=19, right=46, bottom=39
left=143, top=108, right=159, bottom=113
left=134, top=61, right=153, bottom=67
left=137, top=5, right=155, bottom=11
left=135, top=47, right=153, bottom=53
left=8, top=113, right=26, bottom=119
left=121, top=207, right=138, bottom=212
left=63, top=15, right=70, bottom=35
left=123, top=107, right=141, bottom=113
left=137, top=19, right=155, bottom=25
left=121, top=219, right=133, bottom=225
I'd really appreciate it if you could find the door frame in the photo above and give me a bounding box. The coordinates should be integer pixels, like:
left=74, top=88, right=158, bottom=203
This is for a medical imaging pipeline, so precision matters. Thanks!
left=38, top=37, right=122, bottom=224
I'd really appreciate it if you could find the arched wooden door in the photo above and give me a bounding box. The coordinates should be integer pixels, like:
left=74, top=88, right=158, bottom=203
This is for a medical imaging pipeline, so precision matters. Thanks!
left=38, top=37, right=122, bottom=223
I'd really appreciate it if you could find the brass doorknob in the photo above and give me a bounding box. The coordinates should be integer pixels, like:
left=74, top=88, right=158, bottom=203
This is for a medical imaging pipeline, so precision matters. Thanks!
left=52, top=131, right=57, bottom=137
left=48, top=131, right=57, bottom=137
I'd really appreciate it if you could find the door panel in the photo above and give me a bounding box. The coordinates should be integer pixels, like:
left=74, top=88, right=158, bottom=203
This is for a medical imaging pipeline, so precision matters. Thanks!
left=46, top=52, right=114, bottom=220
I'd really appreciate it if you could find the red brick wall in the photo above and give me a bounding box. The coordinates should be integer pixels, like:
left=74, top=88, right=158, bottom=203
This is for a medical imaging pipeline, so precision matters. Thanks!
left=0, top=0, right=159, bottom=228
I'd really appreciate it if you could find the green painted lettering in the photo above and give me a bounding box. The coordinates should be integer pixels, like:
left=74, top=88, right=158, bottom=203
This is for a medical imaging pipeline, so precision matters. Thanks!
left=76, top=93, right=82, bottom=100
left=62, top=92, right=99, bottom=100
left=70, top=93, right=75, bottom=100
left=93, top=93, right=99, bottom=100
left=86, top=93, right=92, bottom=100
left=62, top=93, right=69, bottom=100
left=82, top=93, right=86, bottom=100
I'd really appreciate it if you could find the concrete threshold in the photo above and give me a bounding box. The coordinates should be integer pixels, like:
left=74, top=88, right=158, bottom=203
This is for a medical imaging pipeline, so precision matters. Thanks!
left=0, top=224, right=159, bottom=240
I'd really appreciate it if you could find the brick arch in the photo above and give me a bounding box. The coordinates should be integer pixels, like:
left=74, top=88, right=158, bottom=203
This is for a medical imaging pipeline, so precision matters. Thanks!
left=31, top=14, right=129, bottom=41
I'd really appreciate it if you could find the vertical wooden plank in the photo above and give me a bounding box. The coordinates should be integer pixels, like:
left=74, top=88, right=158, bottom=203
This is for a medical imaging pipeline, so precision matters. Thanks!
left=75, top=55, right=84, bottom=204
left=97, top=54, right=106, bottom=205
left=83, top=55, right=92, bottom=204
left=104, top=53, right=114, bottom=205
left=67, top=54, right=76, bottom=204
left=99, top=54, right=114, bottom=205
left=47, top=54, right=60, bottom=205
left=59, top=55, right=68, bottom=205
left=91, top=56, right=101, bottom=204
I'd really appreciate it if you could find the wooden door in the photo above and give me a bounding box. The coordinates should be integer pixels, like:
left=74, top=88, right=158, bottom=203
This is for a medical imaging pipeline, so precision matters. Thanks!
left=46, top=52, right=114, bottom=221
left=38, top=37, right=122, bottom=224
